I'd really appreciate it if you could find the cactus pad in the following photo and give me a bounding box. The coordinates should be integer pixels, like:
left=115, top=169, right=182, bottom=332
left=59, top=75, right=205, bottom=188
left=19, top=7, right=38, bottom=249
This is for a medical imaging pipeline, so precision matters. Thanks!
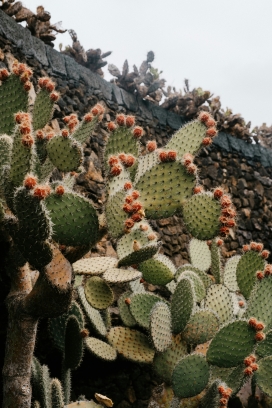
left=246, top=276, right=272, bottom=327
left=206, top=320, right=256, bottom=367
left=172, top=354, right=210, bottom=398
left=129, top=278, right=145, bottom=294
left=255, top=356, right=272, bottom=397
left=204, top=284, right=233, bottom=325
left=210, top=239, right=222, bottom=283
left=47, top=135, right=83, bottom=172
left=45, top=191, right=99, bottom=247
left=77, top=286, right=107, bottom=337
left=102, top=267, right=141, bottom=283
left=189, top=238, right=211, bottom=272
left=118, top=291, right=137, bottom=327
left=73, top=257, right=117, bottom=275
left=72, top=116, right=98, bottom=144
left=176, top=264, right=212, bottom=289
left=199, top=380, right=222, bottom=408
left=236, top=251, right=265, bottom=299
left=104, top=127, right=139, bottom=170
left=171, top=277, right=195, bottom=333
left=0, top=135, right=12, bottom=188
left=85, top=337, right=117, bottom=361
left=85, top=276, right=114, bottom=310
left=134, top=151, right=159, bottom=184
left=150, top=302, right=172, bottom=352
left=64, top=315, right=84, bottom=370
left=183, top=309, right=219, bottom=344
left=32, top=88, right=54, bottom=131
left=117, top=236, right=160, bottom=267
left=51, top=378, right=64, bottom=408
left=135, top=161, right=195, bottom=219
left=256, top=330, right=272, bottom=358
left=176, top=270, right=206, bottom=303
left=183, top=193, right=222, bottom=240
left=105, top=190, right=127, bottom=238
left=223, top=255, right=241, bottom=292
left=139, top=254, right=175, bottom=285
left=107, top=326, right=155, bottom=363
left=130, top=293, right=164, bottom=329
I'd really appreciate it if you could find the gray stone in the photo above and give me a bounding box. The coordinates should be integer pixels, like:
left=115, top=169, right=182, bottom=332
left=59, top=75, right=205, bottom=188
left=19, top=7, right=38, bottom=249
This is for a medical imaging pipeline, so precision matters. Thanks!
left=77, top=65, right=99, bottom=89
left=166, top=111, right=184, bottom=130
left=237, top=178, right=248, bottom=189
left=242, top=142, right=256, bottom=161
left=254, top=171, right=272, bottom=187
left=136, top=96, right=153, bottom=120
left=112, top=84, right=123, bottom=105
left=213, top=132, right=230, bottom=151
left=120, top=89, right=138, bottom=112
left=46, top=45, right=67, bottom=76
left=31, top=36, right=48, bottom=66
left=228, top=135, right=242, bottom=153
left=151, top=104, right=167, bottom=125
left=63, top=55, right=80, bottom=81
left=96, top=75, right=112, bottom=100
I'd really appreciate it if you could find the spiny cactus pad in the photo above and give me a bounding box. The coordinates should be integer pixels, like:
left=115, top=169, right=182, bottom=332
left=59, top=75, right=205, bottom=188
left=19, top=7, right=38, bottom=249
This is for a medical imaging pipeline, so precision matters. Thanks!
left=206, top=320, right=256, bottom=367
left=85, top=337, right=117, bottom=361
left=183, top=193, right=222, bottom=240
left=85, top=276, right=114, bottom=310
left=45, top=191, right=99, bottom=247
left=47, top=135, right=83, bottom=172
left=105, top=190, right=127, bottom=238
left=171, top=277, right=195, bottom=334
left=134, top=151, right=159, bottom=184
left=176, top=270, right=205, bottom=303
left=223, top=255, right=241, bottom=292
left=118, top=291, right=137, bottom=327
left=210, top=239, right=222, bottom=284
left=77, top=286, right=107, bottom=337
left=135, top=161, right=195, bottom=219
left=254, top=356, right=272, bottom=397
left=38, top=157, right=54, bottom=183
left=73, top=257, right=117, bottom=275
left=102, top=267, right=141, bottom=283
left=236, top=250, right=265, bottom=299
left=172, top=354, right=210, bottom=399
left=130, top=293, right=165, bottom=329
left=51, top=378, right=64, bottom=408
left=129, top=278, right=145, bottom=294
left=107, top=326, right=155, bottom=363
left=64, top=315, right=84, bottom=370
left=245, top=276, right=272, bottom=327
left=199, top=380, right=222, bottom=408
left=176, top=264, right=212, bottom=289
left=150, top=302, right=172, bottom=352
left=0, top=135, right=12, bottom=190
left=139, top=254, right=175, bottom=285
left=189, top=238, right=211, bottom=272
left=256, top=330, right=272, bottom=358
left=204, top=284, right=234, bottom=325
left=72, top=116, right=98, bottom=144
left=32, top=88, right=54, bottom=131
left=182, top=309, right=219, bottom=345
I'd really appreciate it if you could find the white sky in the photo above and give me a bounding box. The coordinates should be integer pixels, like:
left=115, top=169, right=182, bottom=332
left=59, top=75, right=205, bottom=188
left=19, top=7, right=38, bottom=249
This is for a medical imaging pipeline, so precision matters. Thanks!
left=21, top=0, right=272, bottom=128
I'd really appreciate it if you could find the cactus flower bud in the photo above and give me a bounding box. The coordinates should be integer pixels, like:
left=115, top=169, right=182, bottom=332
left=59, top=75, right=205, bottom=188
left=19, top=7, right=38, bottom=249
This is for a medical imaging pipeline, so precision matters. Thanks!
left=148, top=233, right=156, bottom=241
left=182, top=153, right=194, bottom=166
left=36, top=130, right=45, bottom=140
left=124, top=155, right=135, bottom=167
left=214, top=187, right=224, bottom=199
left=46, top=132, right=54, bottom=141
left=107, top=121, right=116, bottom=131
left=222, top=207, right=236, bottom=217
left=24, top=81, right=31, bottom=92
left=62, top=129, right=69, bottom=138
left=239, top=300, right=244, bottom=307
left=198, top=111, right=211, bottom=123
left=50, top=91, right=60, bottom=102
left=261, top=250, right=270, bottom=259
left=0, top=68, right=9, bottom=81
left=45, top=81, right=55, bottom=93
left=255, top=332, right=265, bottom=341
left=251, top=363, right=259, bottom=371
left=193, top=186, right=203, bottom=194
left=159, top=151, right=168, bottom=162
left=206, top=127, right=217, bottom=137
left=125, top=298, right=131, bottom=305
left=216, top=239, right=223, bottom=246
left=22, top=134, right=34, bottom=147
left=243, top=244, right=250, bottom=252
left=255, top=243, right=264, bottom=252
left=140, top=224, right=149, bottom=231
left=167, top=150, right=177, bottom=161
left=248, top=317, right=258, bottom=327
left=18, top=63, right=27, bottom=74
left=91, top=106, right=100, bottom=116
left=83, top=113, right=93, bottom=123
left=123, top=203, right=133, bottom=214
left=256, top=271, right=264, bottom=280
left=206, top=117, right=216, bottom=127
left=125, top=196, right=134, bottom=204
left=124, top=182, right=132, bottom=190
left=63, top=116, right=71, bottom=123
left=264, top=264, right=272, bottom=276
left=116, top=114, right=126, bottom=126
left=131, top=190, right=140, bottom=200
left=131, top=202, right=142, bottom=213
left=33, top=185, right=51, bottom=200
left=187, top=163, right=197, bottom=175
left=56, top=185, right=65, bottom=195
left=219, top=399, right=228, bottom=406
left=220, top=195, right=232, bottom=208
left=147, top=140, right=157, bottom=152
left=80, top=328, right=89, bottom=338
left=244, top=366, right=253, bottom=376
left=219, top=226, right=229, bottom=237
left=20, top=122, right=31, bottom=135
left=131, top=213, right=143, bottom=222
left=133, top=126, right=144, bottom=138
left=20, top=71, right=31, bottom=84
left=108, top=156, right=119, bottom=167
left=125, top=115, right=135, bottom=128
left=110, top=165, right=122, bottom=176
left=38, top=77, right=50, bottom=88
left=15, top=112, right=30, bottom=124
left=225, top=219, right=236, bottom=228
left=202, top=137, right=212, bottom=146
left=255, top=322, right=265, bottom=331
left=24, top=175, right=37, bottom=189
left=125, top=218, right=135, bottom=229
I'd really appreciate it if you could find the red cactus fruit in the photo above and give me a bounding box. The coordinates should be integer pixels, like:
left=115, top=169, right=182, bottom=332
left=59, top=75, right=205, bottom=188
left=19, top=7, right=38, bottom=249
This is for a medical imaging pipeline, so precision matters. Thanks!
left=219, top=216, right=229, bottom=224
left=219, top=399, right=228, bottom=406
left=264, top=264, right=272, bottom=276
left=256, top=271, right=264, bottom=280
left=206, top=240, right=212, bottom=247
left=133, top=126, right=144, bottom=138
left=118, top=153, right=126, bottom=162
left=0, top=68, right=9, bottom=81
left=244, top=356, right=254, bottom=366
left=140, top=278, right=145, bottom=283
left=84, top=113, right=93, bottom=123
left=202, top=137, right=212, bottom=146
left=68, top=119, right=79, bottom=131
left=107, top=121, right=116, bottom=131
left=250, top=242, right=258, bottom=251
left=24, top=175, right=37, bottom=189
left=62, top=129, right=69, bottom=138
left=243, top=244, right=250, bottom=252
left=220, top=226, right=229, bottom=237
left=125, top=298, right=131, bottom=305
left=147, top=140, right=157, bottom=152
left=56, top=185, right=65, bottom=196
left=80, top=329, right=89, bottom=338
left=248, top=355, right=256, bottom=363
left=125, top=196, right=134, bottom=204
left=198, top=111, right=211, bottom=123
left=167, top=150, right=177, bottom=161
left=22, top=134, right=34, bottom=147
left=124, top=155, right=135, bottom=167
left=131, top=202, right=142, bottom=213
left=182, top=153, right=194, bottom=166
left=222, top=207, right=236, bottom=217
left=206, top=127, right=217, bottom=137
left=131, top=213, right=143, bottom=222
left=214, top=187, right=224, bottom=199
left=225, top=219, right=236, bottom=228
left=46, top=132, right=54, bottom=141
left=239, top=301, right=245, bottom=307
left=218, top=386, right=226, bottom=395
left=123, top=203, right=133, bottom=214
left=63, top=116, right=71, bottom=123
left=193, top=186, right=203, bottom=194
left=125, top=218, right=135, bottom=229
left=91, top=106, right=100, bottom=116
left=206, top=117, right=216, bottom=127
left=251, top=363, right=259, bottom=372
left=159, top=151, right=168, bottom=162
left=108, top=156, right=119, bottom=167
left=96, top=103, right=105, bottom=115
left=248, top=317, right=258, bottom=327
left=216, top=239, right=223, bottom=246
left=33, top=185, right=51, bottom=200
left=126, top=115, right=135, bottom=128
left=20, top=122, right=31, bottom=135
left=255, top=332, right=265, bottom=341
left=110, top=165, right=122, bottom=176
left=187, top=163, right=197, bottom=175
left=124, top=182, right=132, bottom=190
left=50, top=92, right=60, bottom=102
left=140, top=224, right=149, bottom=231
left=38, top=77, right=50, bottom=88
left=255, top=322, right=265, bottom=331
left=261, top=250, right=270, bottom=259
left=20, top=71, right=31, bottom=84
left=244, top=366, right=253, bottom=376
left=36, top=130, right=45, bottom=140
left=148, top=233, right=156, bottom=241
left=15, top=112, right=29, bottom=124
left=116, top=114, right=126, bottom=126
left=220, top=195, right=232, bottom=208
left=18, top=63, right=27, bottom=74
left=255, top=243, right=264, bottom=252
left=24, top=81, right=31, bottom=92
left=45, top=81, right=55, bottom=93
left=132, top=190, right=140, bottom=200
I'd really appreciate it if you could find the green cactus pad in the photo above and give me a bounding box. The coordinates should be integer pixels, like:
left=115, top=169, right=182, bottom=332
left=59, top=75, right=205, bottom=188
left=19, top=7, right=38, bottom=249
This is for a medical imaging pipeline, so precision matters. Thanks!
left=176, top=270, right=206, bottom=303
left=236, top=251, right=265, bottom=299
left=38, top=157, right=55, bottom=183
left=245, top=276, right=272, bottom=328
left=135, top=161, right=195, bottom=219
left=183, top=192, right=222, bottom=240
left=189, top=238, right=211, bottom=272
left=176, top=264, right=212, bottom=289
left=104, top=127, right=139, bottom=170
left=85, top=276, right=114, bottom=310
left=45, top=191, right=99, bottom=247
left=171, top=277, right=195, bottom=334
left=105, top=189, right=127, bottom=238
left=85, top=337, right=117, bottom=361
left=118, top=291, right=137, bottom=327
left=199, top=380, right=222, bottom=408
left=118, top=243, right=160, bottom=267
left=183, top=309, right=219, bottom=345
left=165, top=119, right=207, bottom=157
left=139, top=254, right=175, bottom=286
left=51, top=378, right=64, bottom=408
left=107, top=326, right=155, bottom=363
left=0, top=135, right=12, bottom=189
left=129, top=278, right=145, bottom=294
left=77, top=286, right=107, bottom=337
left=73, top=257, right=117, bottom=275
left=256, top=330, right=272, bottom=358
left=64, top=315, right=84, bottom=370
left=223, top=255, right=241, bottom=292
left=210, top=239, right=222, bottom=283
left=15, top=238, right=53, bottom=270
left=150, top=302, right=172, bottom=352
left=101, top=309, right=111, bottom=330
left=153, top=334, right=187, bottom=383
left=47, top=135, right=83, bottom=172
left=62, top=173, right=76, bottom=189
left=134, top=151, right=159, bottom=184
left=130, top=293, right=164, bottom=329
left=107, top=167, right=131, bottom=197
left=204, top=284, right=234, bottom=325
left=166, top=280, right=177, bottom=294
left=32, top=88, right=54, bottom=131
left=209, top=364, right=245, bottom=396
left=72, top=116, right=98, bottom=144
left=255, top=356, right=272, bottom=397
left=0, top=74, right=28, bottom=135
left=102, top=267, right=142, bottom=283
left=206, top=320, right=256, bottom=367
left=35, top=137, right=48, bottom=165
left=172, top=354, right=210, bottom=398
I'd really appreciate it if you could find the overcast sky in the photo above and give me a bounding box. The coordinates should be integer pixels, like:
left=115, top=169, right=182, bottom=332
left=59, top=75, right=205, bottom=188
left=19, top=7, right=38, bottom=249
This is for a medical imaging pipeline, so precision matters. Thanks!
left=23, top=0, right=272, bottom=128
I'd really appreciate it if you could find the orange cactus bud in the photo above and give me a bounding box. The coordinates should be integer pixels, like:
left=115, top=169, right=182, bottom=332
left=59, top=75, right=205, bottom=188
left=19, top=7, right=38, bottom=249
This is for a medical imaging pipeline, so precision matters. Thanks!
left=206, top=127, right=217, bottom=137
left=110, top=165, right=122, bottom=176
left=0, top=68, right=9, bottom=81
left=220, top=226, right=229, bottom=237
left=124, top=182, right=132, bottom=190
left=80, top=328, right=89, bottom=338
left=159, top=151, right=168, bottom=162
left=133, top=126, right=144, bottom=138
left=108, top=156, right=119, bottom=167
left=218, top=386, right=225, bottom=395
left=124, top=155, right=135, bottom=167
left=202, top=137, right=212, bottom=146
left=216, top=239, right=223, bottom=246
left=219, top=399, right=228, bottom=406
left=33, top=185, right=51, bottom=200
left=116, top=114, right=126, bottom=126
left=167, top=150, right=177, bottom=161
left=123, top=203, right=133, bottom=214
left=50, top=91, right=60, bottom=102
left=264, top=264, right=272, bottom=276
left=225, top=218, right=236, bottom=228
left=261, top=250, right=270, bottom=259
left=45, top=81, right=55, bottom=93
left=131, top=202, right=142, bottom=213
left=96, top=103, right=105, bottom=115
left=46, top=132, right=54, bottom=141
left=118, top=153, right=126, bottom=162
left=36, top=130, right=45, bottom=140
left=256, top=271, right=264, bottom=280
left=244, top=366, right=253, bottom=376
left=220, top=195, right=232, bottom=208
left=38, top=77, right=50, bottom=88
left=125, top=218, right=135, bottom=229
left=20, top=122, right=31, bottom=135
left=63, top=116, right=71, bottom=123
left=22, top=134, right=34, bottom=147
left=24, top=175, right=37, bottom=189
left=214, top=187, right=224, bottom=199
left=62, top=129, right=69, bottom=138
left=248, top=317, right=258, bottom=327
left=68, top=119, right=79, bottom=131
left=255, top=332, right=265, bottom=341
left=206, top=117, right=216, bottom=127
left=20, top=71, right=31, bottom=84
left=125, top=196, right=134, bottom=204
left=255, top=243, right=264, bottom=252
left=187, top=163, right=197, bottom=175
left=251, top=363, right=259, bottom=372
left=198, top=111, right=211, bottom=123
left=140, top=278, right=145, bottom=283
left=126, top=115, right=135, bottom=128
left=243, top=244, right=250, bottom=252
left=206, top=240, right=212, bottom=247
left=84, top=113, right=93, bottom=123
left=18, top=63, right=27, bottom=75
left=107, top=121, right=116, bottom=131
left=125, top=298, right=131, bottom=305
left=24, top=81, right=31, bottom=92
left=131, top=190, right=140, bottom=200
left=250, top=242, right=258, bottom=251
left=131, top=213, right=143, bottom=222
left=91, top=106, right=100, bottom=116
left=15, top=112, right=29, bottom=124
left=140, top=224, right=148, bottom=231
left=193, top=186, right=203, bottom=194
left=239, top=301, right=245, bottom=307
left=222, top=207, right=236, bottom=217
left=148, top=233, right=156, bottom=241
left=182, top=153, right=194, bottom=166
left=56, top=185, right=65, bottom=195
left=255, top=322, right=265, bottom=331
left=147, top=140, right=157, bottom=152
